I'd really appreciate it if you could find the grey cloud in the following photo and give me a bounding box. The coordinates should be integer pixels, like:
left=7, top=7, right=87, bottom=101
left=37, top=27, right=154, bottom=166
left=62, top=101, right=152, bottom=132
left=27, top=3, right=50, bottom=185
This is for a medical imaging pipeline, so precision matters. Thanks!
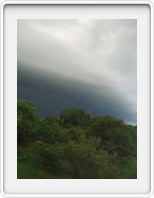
left=17, top=19, right=137, bottom=123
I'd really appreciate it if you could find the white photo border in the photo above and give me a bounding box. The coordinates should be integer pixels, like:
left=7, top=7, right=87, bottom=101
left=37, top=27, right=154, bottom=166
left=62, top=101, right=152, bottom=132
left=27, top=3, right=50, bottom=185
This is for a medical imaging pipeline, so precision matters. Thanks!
left=0, top=0, right=153, bottom=197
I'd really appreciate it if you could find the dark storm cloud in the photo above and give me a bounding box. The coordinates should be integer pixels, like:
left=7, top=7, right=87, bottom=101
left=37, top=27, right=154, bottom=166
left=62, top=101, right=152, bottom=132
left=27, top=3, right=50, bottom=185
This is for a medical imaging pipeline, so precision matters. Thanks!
left=17, top=19, right=137, bottom=124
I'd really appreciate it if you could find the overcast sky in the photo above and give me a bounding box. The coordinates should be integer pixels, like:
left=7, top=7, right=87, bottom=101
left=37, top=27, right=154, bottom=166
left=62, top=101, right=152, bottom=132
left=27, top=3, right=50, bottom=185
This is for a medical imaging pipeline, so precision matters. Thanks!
left=17, top=19, right=137, bottom=124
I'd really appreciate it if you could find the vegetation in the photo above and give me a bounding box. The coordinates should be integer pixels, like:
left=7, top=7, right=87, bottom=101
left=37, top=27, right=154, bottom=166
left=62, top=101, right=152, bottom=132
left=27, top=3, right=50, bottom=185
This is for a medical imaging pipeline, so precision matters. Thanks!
left=17, top=98, right=137, bottom=179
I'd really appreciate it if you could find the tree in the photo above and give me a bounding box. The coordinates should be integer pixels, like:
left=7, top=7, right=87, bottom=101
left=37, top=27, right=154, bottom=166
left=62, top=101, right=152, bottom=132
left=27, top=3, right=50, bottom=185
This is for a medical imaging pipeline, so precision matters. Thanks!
left=17, top=99, right=137, bottom=179
left=90, top=116, right=136, bottom=157
left=90, top=116, right=123, bottom=139
left=59, top=108, right=90, bottom=127
left=17, top=98, right=38, bottom=145
left=34, top=116, right=62, bottom=144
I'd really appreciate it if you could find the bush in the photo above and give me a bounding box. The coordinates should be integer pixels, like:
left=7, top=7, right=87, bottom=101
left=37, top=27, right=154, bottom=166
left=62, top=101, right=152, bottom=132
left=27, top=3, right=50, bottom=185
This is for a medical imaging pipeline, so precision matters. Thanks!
left=17, top=99, right=137, bottom=179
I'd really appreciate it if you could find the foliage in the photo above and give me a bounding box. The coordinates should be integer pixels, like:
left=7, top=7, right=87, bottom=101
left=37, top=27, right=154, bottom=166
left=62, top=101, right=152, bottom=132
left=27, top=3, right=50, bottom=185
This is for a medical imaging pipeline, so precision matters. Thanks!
left=17, top=98, right=38, bottom=145
left=59, top=108, right=90, bottom=127
left=17, top=98, right=137, bottom=179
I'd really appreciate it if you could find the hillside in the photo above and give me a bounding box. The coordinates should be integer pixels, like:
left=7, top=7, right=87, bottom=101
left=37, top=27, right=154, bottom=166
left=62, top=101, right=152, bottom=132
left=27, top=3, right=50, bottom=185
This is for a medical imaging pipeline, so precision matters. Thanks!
left=17, top=98, right=137, bottom=179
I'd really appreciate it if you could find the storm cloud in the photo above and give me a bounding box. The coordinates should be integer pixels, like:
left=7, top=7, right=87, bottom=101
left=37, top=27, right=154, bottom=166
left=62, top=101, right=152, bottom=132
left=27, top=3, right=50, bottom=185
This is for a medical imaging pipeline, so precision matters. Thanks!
left=17, top=19, right=137, bottom=124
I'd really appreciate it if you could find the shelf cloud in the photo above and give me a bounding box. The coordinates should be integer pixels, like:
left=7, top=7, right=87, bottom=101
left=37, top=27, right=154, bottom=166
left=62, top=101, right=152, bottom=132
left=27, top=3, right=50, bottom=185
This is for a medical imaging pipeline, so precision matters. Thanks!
left=17, top=19, right=137, bottom=124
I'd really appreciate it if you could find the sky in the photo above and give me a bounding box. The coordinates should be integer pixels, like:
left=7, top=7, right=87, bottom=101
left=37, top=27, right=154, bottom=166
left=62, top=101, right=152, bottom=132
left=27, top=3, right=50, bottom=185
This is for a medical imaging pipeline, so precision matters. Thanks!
left=17, top=19, right=137, bottom=124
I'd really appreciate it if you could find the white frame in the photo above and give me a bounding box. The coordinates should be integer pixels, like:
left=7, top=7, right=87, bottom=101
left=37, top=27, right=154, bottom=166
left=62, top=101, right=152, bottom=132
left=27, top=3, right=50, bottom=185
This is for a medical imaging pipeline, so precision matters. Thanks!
left=0, top=1, right=153, bottom=197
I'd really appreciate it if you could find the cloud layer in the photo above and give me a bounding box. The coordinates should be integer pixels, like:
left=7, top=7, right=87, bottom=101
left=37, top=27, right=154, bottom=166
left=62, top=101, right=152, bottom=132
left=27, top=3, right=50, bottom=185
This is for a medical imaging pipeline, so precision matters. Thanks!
left=17, top=19, right=137, bottom=124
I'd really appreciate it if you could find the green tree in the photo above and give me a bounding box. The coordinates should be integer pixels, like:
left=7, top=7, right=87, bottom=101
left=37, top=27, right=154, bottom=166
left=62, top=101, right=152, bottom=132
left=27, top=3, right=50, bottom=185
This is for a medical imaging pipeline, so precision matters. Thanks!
left=59, top=108, right=90, bottom=127
left=17, top=98, right=38, bottom=145
left=52, top=137, right=117, bottom=178
left=17, top=99, right=137, bottom=179
left=90, top=116, right=123, bottom=138
left=90, top=116, right=136, bottom=157
left=34, top=116, right=62, bottom=144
